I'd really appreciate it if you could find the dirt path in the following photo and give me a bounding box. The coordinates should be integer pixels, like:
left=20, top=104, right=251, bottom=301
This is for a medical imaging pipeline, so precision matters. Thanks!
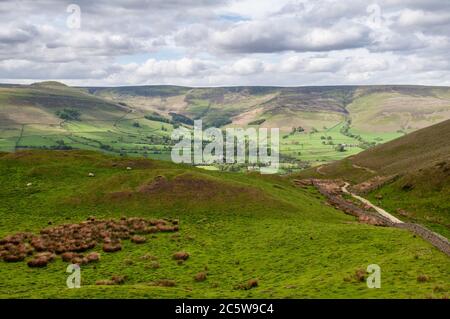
left=352, top=164, right=376, bottom=174
left=342, top=182, right=403, bottom=224
left=316, top=165, right=326, bottom=175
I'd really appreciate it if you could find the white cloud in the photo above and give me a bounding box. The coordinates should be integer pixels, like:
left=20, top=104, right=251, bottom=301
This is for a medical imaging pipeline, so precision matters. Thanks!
left=132, top=58, right=215, bottom=80
left=228, top=58, right=264, bottom=75
left=0, top=0, right=449, bottom=86
left=397, top=9, right=450, bottom=28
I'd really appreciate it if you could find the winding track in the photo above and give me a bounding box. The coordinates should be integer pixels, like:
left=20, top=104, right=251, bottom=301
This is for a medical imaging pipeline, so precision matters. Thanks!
left=341, top=182, right=403, bottom=224
left=352, top=164, right=376, bottom=174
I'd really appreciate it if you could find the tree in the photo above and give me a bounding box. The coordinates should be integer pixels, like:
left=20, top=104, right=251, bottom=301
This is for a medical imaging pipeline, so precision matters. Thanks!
left=56, top=108, right=81, bottom=121
left=335, top=144, right=346, bottom=152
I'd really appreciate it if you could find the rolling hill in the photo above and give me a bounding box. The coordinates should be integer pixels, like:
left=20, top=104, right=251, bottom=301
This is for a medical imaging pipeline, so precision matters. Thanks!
left=296, top=119, right=450, bottom=238
left=91, top=84, right=450, bottom=134
left=0, top=82, right=177, bottom=160
left=0, top=149, right=448, bottom=298
left=1, top=82, right=450, bottom=171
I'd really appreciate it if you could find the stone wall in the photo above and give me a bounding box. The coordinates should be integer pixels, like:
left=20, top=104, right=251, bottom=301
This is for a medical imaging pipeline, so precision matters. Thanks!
left=297, top=178, right=450, bottom=257
left=395, top=223, right=450, bottom=257
left=311, top=179, right=394, bottom=227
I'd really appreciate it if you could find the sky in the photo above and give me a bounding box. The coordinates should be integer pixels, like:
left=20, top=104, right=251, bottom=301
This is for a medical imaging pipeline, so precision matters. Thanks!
left=1, top=0, right=450, bottom=87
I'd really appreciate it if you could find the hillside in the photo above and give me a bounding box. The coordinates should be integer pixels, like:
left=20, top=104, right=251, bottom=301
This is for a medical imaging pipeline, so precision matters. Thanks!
left=296, top=119, right=450, bottom=237
left=0, top=83, right=177, bottom=160
left=0, top=150, right=448, bottom=298
left=91, top=84, right=450, bottom=133
left=1, top=82, right=450, bottom=170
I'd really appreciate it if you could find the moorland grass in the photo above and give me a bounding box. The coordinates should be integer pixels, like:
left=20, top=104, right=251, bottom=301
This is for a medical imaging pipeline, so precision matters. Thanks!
left=0, top=150, right=448, bottom=298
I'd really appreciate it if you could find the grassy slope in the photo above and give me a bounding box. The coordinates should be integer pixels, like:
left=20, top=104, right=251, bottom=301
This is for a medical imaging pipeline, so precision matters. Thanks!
left=0, top=150, right=448, bottom=298
left=296, top=119, right=450, bottom=238
left=348, top=87, right=450, bottom=135
left=0, top=83, right=176, bottom=158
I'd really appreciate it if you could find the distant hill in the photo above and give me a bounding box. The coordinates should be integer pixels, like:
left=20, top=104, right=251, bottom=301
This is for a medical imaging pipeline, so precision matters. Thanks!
left=0, top=82, right=131, bottom=153
left=1, top=82, right=450, bottom=168
left=30, top=81, right=69, bottom=88
left=90, top=84, right=450, bottom=132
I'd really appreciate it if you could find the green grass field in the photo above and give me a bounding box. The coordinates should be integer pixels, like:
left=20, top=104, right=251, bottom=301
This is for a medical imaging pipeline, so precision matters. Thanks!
left=0, top=150, right=448, bottom=298
left=280, top=121, right=365, bottom=163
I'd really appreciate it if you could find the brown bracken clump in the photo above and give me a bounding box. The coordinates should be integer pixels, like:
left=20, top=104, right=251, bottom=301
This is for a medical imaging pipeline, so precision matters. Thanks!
left=131, top=235, right=147, bottom=244
left=194, top=272, right=207, bottom=282
left=173, top=251, right=189, bottom=261
left=0, top=217, right=179, bottom=268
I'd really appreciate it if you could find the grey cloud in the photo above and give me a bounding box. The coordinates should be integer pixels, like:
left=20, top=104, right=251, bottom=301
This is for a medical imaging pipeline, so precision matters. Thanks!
left=0, top=0, right=449, bottom=86
left=0, top=23, right=39, bottom=44
left=382, top=0, right=450, bottom=11
left=0, top=59, right=114, bottom=80
left=212, top=19, right=370, bottom=53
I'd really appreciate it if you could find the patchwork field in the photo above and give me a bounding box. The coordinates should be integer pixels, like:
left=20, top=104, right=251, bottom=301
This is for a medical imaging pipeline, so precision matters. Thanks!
left=1, top=82, right=450, bottom=173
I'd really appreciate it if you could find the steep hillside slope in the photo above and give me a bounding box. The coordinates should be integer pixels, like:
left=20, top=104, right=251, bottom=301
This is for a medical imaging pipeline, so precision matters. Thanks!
left=347, top=118, right=450, bottom=175
left=0, top=83, right=176, bottom=159
left=0, top=150, right=448, bottom=298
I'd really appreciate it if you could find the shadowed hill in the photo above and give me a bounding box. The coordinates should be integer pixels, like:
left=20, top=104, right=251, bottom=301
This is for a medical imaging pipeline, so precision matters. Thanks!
left=89, top=84, right=450, bottom=131
left=304, top=119, right=450, bottom=180
left=347, top=119, right=450, bottom=175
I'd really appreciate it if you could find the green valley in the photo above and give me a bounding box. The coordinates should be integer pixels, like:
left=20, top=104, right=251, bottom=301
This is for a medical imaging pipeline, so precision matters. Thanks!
left=2, top=83, right=450, bottom=173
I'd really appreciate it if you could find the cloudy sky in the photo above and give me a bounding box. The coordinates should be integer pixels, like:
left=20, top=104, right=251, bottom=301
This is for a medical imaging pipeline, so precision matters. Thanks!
left=1, top=0, right=450, bottom=86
